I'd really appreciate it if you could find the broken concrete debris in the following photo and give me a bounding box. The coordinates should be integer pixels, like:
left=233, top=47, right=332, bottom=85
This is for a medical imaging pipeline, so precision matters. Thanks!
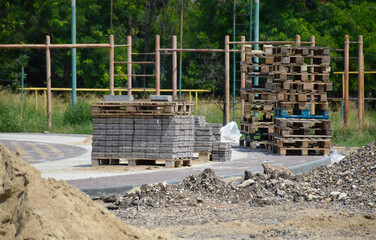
left=100, top=140, right=376, bottom=212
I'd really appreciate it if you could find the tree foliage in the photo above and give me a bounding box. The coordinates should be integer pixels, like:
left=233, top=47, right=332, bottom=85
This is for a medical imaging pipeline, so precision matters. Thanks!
left=0, top=0, right=375, bottom=97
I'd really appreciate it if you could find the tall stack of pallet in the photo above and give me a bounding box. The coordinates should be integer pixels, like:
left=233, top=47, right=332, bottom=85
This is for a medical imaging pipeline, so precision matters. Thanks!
left=271, top=45, right=332, bottom=155
left=91, top=100, right=195, bottom=167
left=240, top=44, right=332, bottom=155
left=240, top=45, right=275, bottom=149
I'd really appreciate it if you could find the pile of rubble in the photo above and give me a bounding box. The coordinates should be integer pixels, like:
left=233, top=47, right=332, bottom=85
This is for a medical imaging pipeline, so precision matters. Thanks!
left=301, top=140, right=376, bottom=208
left=101, top=140, right=376, bottom=211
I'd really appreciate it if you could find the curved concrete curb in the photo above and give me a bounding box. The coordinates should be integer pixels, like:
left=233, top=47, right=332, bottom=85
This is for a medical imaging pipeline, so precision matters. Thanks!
left=81, top=155, right=332, bottom=197
left=288, top=155, right=331, bottom=174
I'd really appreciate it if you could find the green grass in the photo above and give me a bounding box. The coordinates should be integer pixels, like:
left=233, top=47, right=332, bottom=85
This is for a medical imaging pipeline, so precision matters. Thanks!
left=0, top=90, right=375, bottom=146
left=330, top=103, right=376, bottom=147
left=0, top=90, right=100, bottom=134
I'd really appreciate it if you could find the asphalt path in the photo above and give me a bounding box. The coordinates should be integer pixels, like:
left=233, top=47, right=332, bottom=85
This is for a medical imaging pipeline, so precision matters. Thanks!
left=0, top=133, right=329, bottom=196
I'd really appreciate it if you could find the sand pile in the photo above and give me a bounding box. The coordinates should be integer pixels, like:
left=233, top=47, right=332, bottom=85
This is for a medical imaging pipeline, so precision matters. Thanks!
left=0, top=144, right=171, bottom=240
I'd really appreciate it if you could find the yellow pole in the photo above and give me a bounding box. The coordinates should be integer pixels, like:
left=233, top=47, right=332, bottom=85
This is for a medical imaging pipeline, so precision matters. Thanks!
left=189, top=91, right=192, bottom=102
left=342, top=74, right=345, bottom=99
left=195, top=91, right=198, bottom=112
left=35, top=90, right=38, bottom=110
left=362, top=54, right=365, bottom=116
left=44, top=90, right=47, bottom=110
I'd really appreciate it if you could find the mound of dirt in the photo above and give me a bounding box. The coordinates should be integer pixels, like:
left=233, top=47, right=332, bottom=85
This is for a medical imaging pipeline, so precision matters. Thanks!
left=0, top=144, right=171, bottom=240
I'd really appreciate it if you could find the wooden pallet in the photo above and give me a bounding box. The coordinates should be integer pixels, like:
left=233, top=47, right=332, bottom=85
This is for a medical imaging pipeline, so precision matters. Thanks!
left=274, top=118, right=331, bottom=129
left=240, top=122, right=274, bottom=134
left=274, top=72, right=329, bottom=82
left=91, top=157, right=192, bottom=168
left=275, top=102, right=328, bottom=111
left=273, top=136, right=331, bottom=148
left=273, top=56, right=305, bottom=64
left=279, top=81, right=332, bottom=92
left=244, top=102, right=274, bottom=112
left=273, top=145, right=330, bottom=156
left=239, top=140, right=271, bottom=150
left=242, top=115, right=273, bottom=123
left=193, top=152, right=211, bottom=162
left=91, top=100, right=193, bottom=116
left=241, top=90, right=276, bottom=104
left=274, top=92, right=327, bottom=103
left=272, top=46, right=329, bottom=56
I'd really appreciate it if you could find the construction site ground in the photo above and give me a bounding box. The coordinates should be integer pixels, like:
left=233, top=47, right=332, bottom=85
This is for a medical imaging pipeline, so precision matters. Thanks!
left=2, top=132, right=373, bottom=240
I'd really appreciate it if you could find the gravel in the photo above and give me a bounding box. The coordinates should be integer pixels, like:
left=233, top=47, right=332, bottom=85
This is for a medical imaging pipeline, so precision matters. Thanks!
left=95, top=139, right=376, bottom=239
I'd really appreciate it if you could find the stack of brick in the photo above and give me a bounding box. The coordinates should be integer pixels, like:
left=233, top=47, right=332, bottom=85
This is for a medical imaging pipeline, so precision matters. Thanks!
left=240, top=44, right=332, bottom=155
left=211, top=142, right=232, bottom=162
left=208, top=123, right=232, bottom=162
left=193, top=116, right=232, bottom=162
left=193, top=126, right=214, bottom=153
left=207, top=123, right=222, bottom=142
left=91, top=100, right=194, bottom=166
left=240, top=45, right=275, bottom=149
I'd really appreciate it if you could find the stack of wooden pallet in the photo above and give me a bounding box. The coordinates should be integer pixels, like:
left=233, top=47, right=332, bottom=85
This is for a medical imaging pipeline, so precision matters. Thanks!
left=91, top=100, right=194, bottom=167
left=271, top=45, right=332, bottom=155
left=240, top=44, right=332, bottom=155
left=240, top=45, right=275, bottom=149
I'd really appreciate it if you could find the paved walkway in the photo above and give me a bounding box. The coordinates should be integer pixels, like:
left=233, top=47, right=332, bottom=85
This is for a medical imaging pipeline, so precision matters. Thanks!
left=67, top=147, right=322, bottom=190
left=0, top=139, right=86, bottom=163
left=0, top=133, right=327, bottom=194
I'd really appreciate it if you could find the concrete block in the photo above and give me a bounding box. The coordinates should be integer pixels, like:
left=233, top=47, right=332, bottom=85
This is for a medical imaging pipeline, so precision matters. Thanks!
left=104, top=95, right=134, bottom=101
left=150, top=95, right=172, bottom=102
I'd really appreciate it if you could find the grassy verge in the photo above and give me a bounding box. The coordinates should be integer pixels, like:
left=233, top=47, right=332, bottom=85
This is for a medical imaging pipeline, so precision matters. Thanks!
left=0, top=90, right=375, bottom=146
left=0, top=90, right=99, bottom=134
left=330, top=103, right=376, bottom=147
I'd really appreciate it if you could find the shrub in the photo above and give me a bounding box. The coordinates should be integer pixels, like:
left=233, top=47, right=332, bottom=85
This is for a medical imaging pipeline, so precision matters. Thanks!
left=63, top=101, right=92, bottom=126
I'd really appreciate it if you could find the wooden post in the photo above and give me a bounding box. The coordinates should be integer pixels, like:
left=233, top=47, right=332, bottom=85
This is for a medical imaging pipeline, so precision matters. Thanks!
left=172, top=35, right=177, bottom=100
left=295, top=35, right=301, bottom=46
left=127, top=36, right=132, bottom=96
left=155, top=35, right=161, bottom=95
left=225, top=35, right=230, bottom=124
left=358, top=35, right=363, bottom=123
left=109, top=35, right=114, bottom=95
left=344, top=35, right=350, bottom=127
left=46, top=36, right=52, bottom=129
left=240, top=36, right=246, bottom=120
left=310, top=35, right=315, bottom=116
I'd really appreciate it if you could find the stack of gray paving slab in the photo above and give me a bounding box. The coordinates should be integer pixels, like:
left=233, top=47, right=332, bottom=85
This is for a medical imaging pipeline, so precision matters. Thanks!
left=193, top=115, right=214, bottom=153
left=207, top=123, right=221, bottom=142
left=207, top=123, right=232, bottom=162
left=192, top=116, right=232, bottom=162
left=91, top=97, right=194, bottom=166
left=211, top=142, right=232, bottom=162
left=92, top=115, right=194, bottom=163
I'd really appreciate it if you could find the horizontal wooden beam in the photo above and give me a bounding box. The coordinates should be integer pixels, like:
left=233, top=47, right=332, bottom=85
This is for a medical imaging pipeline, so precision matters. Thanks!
left=0, top=43, right=111, bottom=49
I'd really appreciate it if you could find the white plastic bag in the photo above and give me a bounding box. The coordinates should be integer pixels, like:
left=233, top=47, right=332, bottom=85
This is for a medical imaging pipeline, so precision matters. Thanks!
left=220, top=121, right=241, bottom=143
left=330, top=150, right=345, bottom=164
